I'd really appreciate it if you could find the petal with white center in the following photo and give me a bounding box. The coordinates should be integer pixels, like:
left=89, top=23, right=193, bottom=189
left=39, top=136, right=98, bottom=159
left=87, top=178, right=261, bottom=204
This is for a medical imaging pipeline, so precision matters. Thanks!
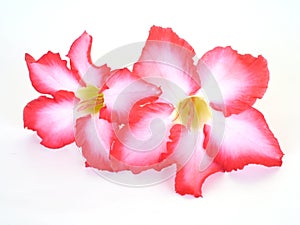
left=25, top=52, right=81, bottom=95
left=23, top=90, right=75, bottom=148
left=205, top=107, right=283, bottom=171
left=75, top=115, right=114, bottom=171
left=133, top=26, right=200, bottom=99
left=102, top=68, right=162, bottom=123
left=197, top=46, right=269, bottom=116
left=175, top=156, right=223, bottom=198
left=168, top=125, right=224, bottom=197
left=110, top=102, right=174, bottom=174
left=67, top=31, right=111, bottom=87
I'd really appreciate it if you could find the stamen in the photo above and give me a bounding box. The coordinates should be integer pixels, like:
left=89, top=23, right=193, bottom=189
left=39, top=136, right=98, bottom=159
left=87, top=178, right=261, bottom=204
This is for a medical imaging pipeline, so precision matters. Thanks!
left=176, top=96, right=211, bottom=130
left=76, top=85, right=105, bottom=115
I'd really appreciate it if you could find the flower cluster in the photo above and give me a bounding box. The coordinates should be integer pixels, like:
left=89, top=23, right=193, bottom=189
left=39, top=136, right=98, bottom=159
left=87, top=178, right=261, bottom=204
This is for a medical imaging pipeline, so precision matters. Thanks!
left=24, top=26, right=283, bottom=197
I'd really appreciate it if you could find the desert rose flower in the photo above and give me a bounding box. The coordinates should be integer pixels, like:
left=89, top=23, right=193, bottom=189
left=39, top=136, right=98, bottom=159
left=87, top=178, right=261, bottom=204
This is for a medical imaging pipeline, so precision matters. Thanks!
left=24, top=26, right=284, bottom=197
left=130, top=26, right=283, bottom=197
left=24, top=32, right=162, bottom=171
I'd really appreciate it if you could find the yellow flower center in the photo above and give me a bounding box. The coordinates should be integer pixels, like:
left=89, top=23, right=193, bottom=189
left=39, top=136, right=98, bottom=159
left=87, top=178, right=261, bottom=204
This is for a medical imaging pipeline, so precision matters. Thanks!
left=76, top=85, right=104, bottom=115
left=175, top=96, right=211, bottom=130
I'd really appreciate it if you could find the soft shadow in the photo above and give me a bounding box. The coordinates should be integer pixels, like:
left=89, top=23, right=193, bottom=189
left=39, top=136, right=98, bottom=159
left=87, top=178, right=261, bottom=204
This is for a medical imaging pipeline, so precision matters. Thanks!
left=228, top=164, right=282, bottom=184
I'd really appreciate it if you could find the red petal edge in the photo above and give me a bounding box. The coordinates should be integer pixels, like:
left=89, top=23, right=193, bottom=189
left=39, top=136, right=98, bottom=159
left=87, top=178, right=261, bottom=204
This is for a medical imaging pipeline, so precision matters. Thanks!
left=169, top=125, right=224, bottom=197
left=133, top=26, right=200, bottom=96
left=25, top=52, right=81, bottom=95
left=198, top=46, right=269, bottom=116
left=175, top=161, right=223, bottom=198
left=67, top=31, right=111, bottom=87
left=23, top=90, right=75, bottom=148
left=109, top=101, right=174, bottom=174
left=205, top=107, right=283, bottom=171
left=75, top=115, right=115, bottom=171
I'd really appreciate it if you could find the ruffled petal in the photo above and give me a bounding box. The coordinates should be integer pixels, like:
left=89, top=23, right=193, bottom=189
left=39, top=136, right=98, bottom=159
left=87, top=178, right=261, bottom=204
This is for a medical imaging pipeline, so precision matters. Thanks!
left=23, top=91, right=75, bottom=148
left=102, top=68, right=162, bottom=123
left=67, top=31, right=111, bottom=87
left=133, top=26, right=200, bottom=100
left=205, top=107, right=283, bottom=171
left=197, top=46, right=269, bottom=116
left=169, top=125, right=224, bottom=197
left=75, top=115, right=114, bottom=171
left=175, top=157, right=223, bottom=198
left=110, top=102, right=174, bottom=174
left=25, top=52, right=81, bottom=95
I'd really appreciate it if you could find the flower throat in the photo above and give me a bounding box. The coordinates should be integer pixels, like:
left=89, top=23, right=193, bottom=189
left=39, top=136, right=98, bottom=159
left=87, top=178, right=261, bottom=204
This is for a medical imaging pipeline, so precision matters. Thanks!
left=76, top=85, right=104, bottom=115
left=176, top=96, right=211, bottom=130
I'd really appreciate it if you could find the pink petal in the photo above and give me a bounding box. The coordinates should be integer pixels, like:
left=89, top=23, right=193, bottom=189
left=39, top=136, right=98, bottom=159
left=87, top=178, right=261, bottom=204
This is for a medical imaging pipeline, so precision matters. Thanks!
left=75, top=115, right=115, bottom=171
left=175, top=158, right=223, bottom=198
left=102, top=68, right=162, bottom=123
left=197, top=46, right=269, bottom=116
left=25, top=52, right=81, bottom=95
left=67, top=31, right=111, bottom=87
left=205, top=107, right=283, bottom=171
left=110, top=102, right=174, bottom=174
left=133, top=26, right=200, bottom=97
left=168, top=125, right=224, bottom=197
left=23, top=91, right=75, bottom=148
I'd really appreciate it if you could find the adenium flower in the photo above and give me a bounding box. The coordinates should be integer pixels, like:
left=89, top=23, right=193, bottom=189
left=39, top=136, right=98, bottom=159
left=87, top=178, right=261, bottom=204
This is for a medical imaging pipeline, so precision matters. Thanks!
left=120, top=26, right=284, bottom=197
left=24, top=25, right=284, bottom=198
left=23, top=32, right=162, bottom=171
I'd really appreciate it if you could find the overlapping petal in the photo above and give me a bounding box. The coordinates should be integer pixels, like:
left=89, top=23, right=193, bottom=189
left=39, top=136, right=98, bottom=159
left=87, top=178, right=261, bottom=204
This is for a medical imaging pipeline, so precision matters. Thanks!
left=67, top=31, right=111, bottom=87
left=197, top=46, right=269, bottom=116
left=133, top=26, right=200, bottom=99
left=102, top=68, right=162, bottom=123
left=25, top=52, right=81, bottom=95
left=23, top=90, right=75, bottom=148
left=23, top=26, right=283, bottom=198
left=110, top=102, right=174, bottom=173
left=175, top=155, right=223, bottom=198
left=205, top=107, right=283, bottom=171
left=75, top=115, right=115, bottom=171
left=167, top=125, right=224, bottom=197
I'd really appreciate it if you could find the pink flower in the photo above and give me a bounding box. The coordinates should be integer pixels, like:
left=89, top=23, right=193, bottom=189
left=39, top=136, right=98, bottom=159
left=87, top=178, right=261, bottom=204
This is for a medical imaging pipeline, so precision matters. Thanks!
left=24, top=32, right=111, bottom=148
left=128, top=26, right=284, bottom=197
left=109, top=26, right=201, bottom=173
left=74, top=68, right=162, bottom=171
left=24, top=26, right=284, bottom=198
left=24, top=32, right=162, bottom=171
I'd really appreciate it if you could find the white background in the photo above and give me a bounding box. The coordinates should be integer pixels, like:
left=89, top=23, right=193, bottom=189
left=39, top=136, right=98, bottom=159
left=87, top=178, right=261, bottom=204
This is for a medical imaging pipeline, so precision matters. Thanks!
left=1, top=0, right=300, bottom=224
